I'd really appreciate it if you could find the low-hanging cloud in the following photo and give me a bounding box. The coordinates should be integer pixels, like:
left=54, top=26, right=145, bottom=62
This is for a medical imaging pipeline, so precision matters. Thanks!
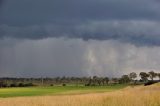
left=0, top=38, right=160, bottom=77
left=1, top=20, right=160, bottom=46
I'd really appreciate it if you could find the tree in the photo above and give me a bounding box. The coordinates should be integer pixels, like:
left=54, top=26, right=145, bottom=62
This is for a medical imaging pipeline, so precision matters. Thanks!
left=104, top=77, right=109, bottom=85
left=93, top=76, right=97, bottom=85
left=97, top=78, right=102, bottom=86
left=88, top=77, right=92, bottom=86
left=0, top=81, right=8, bottom=88
left=120, top=75, right=130, bottom=84
left=93, top=76, right=100, bottom=86
left=55, top=77, right=60, bottom=83
left=148, top=71, right=156, bottom=81
left=139, top=72, right=149, bottom=82
left=112, top=78, right=119, bottom=84
left=157, top=73, right=160, bottom=80
left=129, top=72, right=137, bottom=81
left=0, top=81, right=4, bottom=88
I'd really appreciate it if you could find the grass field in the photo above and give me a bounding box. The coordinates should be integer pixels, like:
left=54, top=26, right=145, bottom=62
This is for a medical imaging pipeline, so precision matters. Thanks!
left=0, top=83, right=159, bottom=106
left=0, top=84, right=127, bottom=98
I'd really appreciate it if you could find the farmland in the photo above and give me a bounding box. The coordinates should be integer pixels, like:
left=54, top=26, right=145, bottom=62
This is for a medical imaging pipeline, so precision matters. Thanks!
left=0, top=84, right=126, bottom=98
left=0, top=83, right=160, bottom=106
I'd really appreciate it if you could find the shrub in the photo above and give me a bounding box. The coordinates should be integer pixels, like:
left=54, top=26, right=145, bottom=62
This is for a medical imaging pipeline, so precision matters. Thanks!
left=1, top=83, right=8, bottom=87
left=50, top=84, right=54, bottom=86
left=10, top=83, right=17, bottom=87
left=24, top=83, right=34, bottom=87
left=85, top=84, right=90, bottom=86
left=62, top=83, right=66, bottom=86
left=144, top=81, right=158, bottom=86
left=91, top=84, right=96, bottom=86
left=18, top=83, right=25, bottom=87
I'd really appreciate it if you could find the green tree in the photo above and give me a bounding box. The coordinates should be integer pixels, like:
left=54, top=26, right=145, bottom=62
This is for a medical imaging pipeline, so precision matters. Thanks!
left=104, top=77, right=109, bottom=85
left=148, top=71, right=156, bottom=81
left=139, top=72, right=149, bottom=82
left=93, top=76, right=98, bottom=85
left=157, top=73, right=160, bottom=80
left=120, top=75, right=130, bottom=83
left=97, top=77, right=102, bottom=86
left=112, top=78, right=119, bottom=84
left=93, top=76, right=102, bottom=86
left=129, top=72, right=137, bottom=81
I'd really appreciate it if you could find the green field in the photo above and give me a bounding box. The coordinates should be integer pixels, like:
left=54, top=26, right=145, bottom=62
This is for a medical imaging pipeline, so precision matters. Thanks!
left=0, top=84, right=127, bottom=98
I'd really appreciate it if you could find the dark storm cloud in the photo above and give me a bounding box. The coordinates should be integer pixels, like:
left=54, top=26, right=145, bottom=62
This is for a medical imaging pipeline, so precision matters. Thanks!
left=0, top=0, right=160, bottom=25
left=0, top=38, right=160, bottom=77
left=1, top=0, right=160, bottom=77
left=0, top=0, right=160, bottom=46
left=0, top=0, right=2, bottom=5
left=1, top=21, right=160, bottom=46
left=0, top=0, right=4, bottom=8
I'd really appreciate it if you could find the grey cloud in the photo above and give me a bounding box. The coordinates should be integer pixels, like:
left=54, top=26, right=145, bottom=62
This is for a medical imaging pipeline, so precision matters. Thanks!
left=0, top=0, right=3, bottom=5
left=1, top=20, right=160, bottom=46
left=0, top=0, right=160, bottom=26
left=0, top=38, right=160, bottom=77
left=0, top=0, right=4, bottom=10
left=1, top=0, right=160, bottom=78
left=0, top=38, right=91, bottom=77
left=0, top=0, right=160, bottom=46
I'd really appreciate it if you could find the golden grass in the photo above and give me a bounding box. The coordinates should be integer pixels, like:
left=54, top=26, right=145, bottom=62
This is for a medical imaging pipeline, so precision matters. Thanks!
left=0, top=83, right=160, bottom=106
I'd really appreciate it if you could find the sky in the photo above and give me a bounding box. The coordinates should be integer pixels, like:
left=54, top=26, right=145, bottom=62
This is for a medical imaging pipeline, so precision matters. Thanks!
left=0, top=0, right=160, bottom=77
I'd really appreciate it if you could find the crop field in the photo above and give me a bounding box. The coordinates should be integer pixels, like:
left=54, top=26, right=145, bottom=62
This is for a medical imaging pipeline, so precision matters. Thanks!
left=0, top=84, right=126, bottom=98
left=0, top=83, right=160, bottom=106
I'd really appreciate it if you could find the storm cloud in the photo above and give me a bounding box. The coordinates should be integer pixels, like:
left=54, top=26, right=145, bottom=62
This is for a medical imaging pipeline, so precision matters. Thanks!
left=1, top=20, right=160, bottom=46
left=0, top=0, right=160, bottom=77
left=0, top=0, right=160, bottom=25
left=0, top=38, right=160, bottom=77
left=0, top=0, right=160, bottom=46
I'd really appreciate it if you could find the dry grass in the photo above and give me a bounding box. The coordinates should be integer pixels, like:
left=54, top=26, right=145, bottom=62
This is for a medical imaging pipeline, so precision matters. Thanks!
left=0, top=83, right=160, bottom=106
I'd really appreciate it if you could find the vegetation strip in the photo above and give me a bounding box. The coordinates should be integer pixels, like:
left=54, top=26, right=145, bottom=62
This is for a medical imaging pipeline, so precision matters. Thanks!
left=0, top=85, right=127, bottom=98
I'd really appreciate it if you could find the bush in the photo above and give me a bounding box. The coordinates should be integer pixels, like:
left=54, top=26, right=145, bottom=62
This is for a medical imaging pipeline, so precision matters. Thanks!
left=91, top=84, right=96, bottom=86
left=0, top=81, right=8, bottom=88
left=144, top=81, right=158, bottom=86
left=1, top=83, right=8, bottom=87
left=18, top=83, right=25, bottom=87
left=50, top=84, right=54, bottom=86
left=9, top=83, right=34, bottom=87
left=10, top=83, right=17, bottom=87
left=24, top=83, right=34, bottom=87
left=62, top=83, right=66, bottom=86
left=85, top=84, right=90, bottom=86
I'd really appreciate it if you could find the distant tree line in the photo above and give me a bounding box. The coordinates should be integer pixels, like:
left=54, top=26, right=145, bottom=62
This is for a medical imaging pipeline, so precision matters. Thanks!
left=0, top=71, right=160, bottom=88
